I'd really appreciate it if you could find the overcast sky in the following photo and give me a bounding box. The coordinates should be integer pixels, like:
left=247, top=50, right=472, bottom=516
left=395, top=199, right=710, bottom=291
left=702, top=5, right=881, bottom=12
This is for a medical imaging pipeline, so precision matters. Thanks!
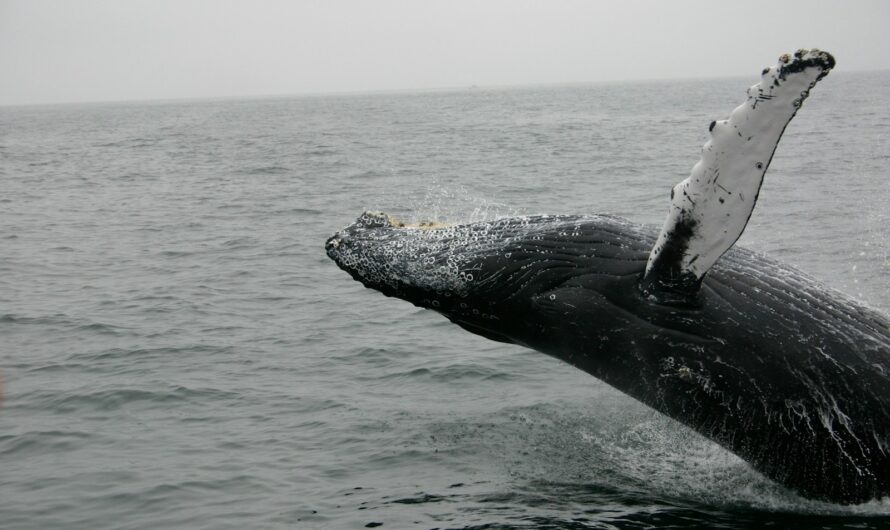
left=1, top=0, right=888, bottom=106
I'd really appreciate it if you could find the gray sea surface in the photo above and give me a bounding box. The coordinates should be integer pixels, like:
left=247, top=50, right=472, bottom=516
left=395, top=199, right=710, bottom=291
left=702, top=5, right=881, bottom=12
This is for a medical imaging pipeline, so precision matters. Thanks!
left=2, top=71, right=890, bottom=529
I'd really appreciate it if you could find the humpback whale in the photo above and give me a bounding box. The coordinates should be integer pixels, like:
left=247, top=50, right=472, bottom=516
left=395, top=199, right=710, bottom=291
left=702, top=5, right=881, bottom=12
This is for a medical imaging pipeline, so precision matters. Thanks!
left=325, top=50, right=890, bottom=504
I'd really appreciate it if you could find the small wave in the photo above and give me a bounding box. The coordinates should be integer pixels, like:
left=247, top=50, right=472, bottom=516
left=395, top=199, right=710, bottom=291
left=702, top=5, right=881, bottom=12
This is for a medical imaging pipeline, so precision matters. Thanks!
left=68, top=344, right=235, bottom=363
left=287, top=207, right=324, bottom=215
left=349, top=170, right=384, bottom=180
left=126, top=137, right=158, bottom=147
left=1, top=313, right=76, bottom=326
left=389, top=492, right=447, bottom=505
left=27, top=160, right=59, bottom=167
left=0, top=430, right=94, bottom=457
left=112, top=171, right=157, bottom=181
left=158, top=249, right=195, bottom=258
left=306, top=148, right=338, bottom=155
left=244, top=165, right=290, bottom=175
left=26, top=362, right=89, bottom=374
left=222, top=236, right=257, bottom=248
left=0, top=314, right=117, bottom=335
left=75, top=322, right=130, bottom=335
left=252, top=295, right=289, bottom=302
left=16, top=385, right=241, bottom=413
left=371, top=363, right=516, bottom=383
left=95, top=474, right=280, bottom=520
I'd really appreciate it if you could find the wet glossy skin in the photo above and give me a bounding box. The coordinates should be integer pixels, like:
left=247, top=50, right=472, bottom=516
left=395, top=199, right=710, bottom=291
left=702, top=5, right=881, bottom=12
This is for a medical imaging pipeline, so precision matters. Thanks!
left=328, top=212, right=890, bottom=504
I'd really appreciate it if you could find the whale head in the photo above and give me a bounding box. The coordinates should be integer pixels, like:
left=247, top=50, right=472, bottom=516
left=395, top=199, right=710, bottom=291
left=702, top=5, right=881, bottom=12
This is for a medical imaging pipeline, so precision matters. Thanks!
left=325, top=211, right=511, bottom=314
left=325, top=211, right=652, bottom=346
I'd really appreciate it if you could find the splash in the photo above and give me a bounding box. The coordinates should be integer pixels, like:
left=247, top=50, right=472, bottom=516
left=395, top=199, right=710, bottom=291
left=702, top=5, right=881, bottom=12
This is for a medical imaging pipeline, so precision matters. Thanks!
left=406, top=184, right=525, bottom=226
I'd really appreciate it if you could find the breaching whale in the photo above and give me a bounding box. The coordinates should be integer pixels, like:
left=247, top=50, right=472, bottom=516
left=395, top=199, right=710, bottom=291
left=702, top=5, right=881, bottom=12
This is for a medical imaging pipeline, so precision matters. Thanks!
left=325, top=49, right=890, bottom=504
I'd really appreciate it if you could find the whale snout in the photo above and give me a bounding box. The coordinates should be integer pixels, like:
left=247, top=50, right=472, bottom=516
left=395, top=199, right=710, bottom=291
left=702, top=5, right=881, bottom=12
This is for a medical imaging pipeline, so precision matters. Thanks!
left=325, top=233, right=342, bottom=253
left=325, top=211, right=397, bottom=264
left=325, top=232, right=352, bottom=264
left=325, top=212, right=423, bottom=289
left=325, top=210, right=483, bottom=305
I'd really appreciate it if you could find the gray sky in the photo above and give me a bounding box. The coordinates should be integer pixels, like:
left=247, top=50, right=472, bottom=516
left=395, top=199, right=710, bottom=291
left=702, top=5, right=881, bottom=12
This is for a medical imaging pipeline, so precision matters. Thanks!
left=2, top=0, right=888, bottom=106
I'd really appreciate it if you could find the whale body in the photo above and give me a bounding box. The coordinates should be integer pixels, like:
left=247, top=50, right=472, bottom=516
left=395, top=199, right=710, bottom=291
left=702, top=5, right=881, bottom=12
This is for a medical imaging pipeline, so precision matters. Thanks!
left=325, top=50, right=890, bottom=504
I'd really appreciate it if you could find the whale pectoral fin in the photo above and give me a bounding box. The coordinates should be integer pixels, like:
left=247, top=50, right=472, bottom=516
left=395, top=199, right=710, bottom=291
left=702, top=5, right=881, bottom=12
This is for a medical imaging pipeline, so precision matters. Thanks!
left=641, top=49, right=834, bottom=302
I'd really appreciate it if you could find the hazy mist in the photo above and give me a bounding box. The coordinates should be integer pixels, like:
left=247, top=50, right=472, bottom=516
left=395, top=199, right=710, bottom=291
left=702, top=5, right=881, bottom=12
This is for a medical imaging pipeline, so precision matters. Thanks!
left=2, top=0, right=888, bottom=106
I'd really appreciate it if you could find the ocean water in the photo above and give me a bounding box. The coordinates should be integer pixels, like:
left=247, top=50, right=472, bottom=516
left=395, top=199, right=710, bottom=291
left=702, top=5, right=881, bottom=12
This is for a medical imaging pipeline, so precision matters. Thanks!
left=2, top=71, right=890, bottom=529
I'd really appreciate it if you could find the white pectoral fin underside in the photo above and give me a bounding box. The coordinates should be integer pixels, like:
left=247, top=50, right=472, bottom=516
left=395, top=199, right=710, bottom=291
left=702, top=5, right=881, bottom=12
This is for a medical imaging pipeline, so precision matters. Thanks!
left=641, top=49, right=835, bottom=303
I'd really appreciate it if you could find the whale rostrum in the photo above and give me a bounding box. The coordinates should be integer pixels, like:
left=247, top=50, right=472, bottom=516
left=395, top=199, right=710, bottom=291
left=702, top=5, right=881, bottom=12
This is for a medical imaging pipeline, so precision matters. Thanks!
left=325, top=50, right=890, bottom=504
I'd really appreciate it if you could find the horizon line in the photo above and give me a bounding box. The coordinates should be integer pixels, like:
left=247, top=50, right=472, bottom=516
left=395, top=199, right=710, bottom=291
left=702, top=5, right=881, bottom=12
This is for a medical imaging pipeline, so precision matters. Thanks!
left=2, top=66, right=886, bottom=109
